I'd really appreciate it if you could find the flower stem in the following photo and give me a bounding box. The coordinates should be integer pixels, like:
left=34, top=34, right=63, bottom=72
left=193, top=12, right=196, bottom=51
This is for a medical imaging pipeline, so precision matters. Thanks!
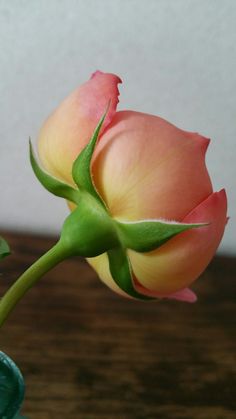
left=0, top=240, right=68, bottom=328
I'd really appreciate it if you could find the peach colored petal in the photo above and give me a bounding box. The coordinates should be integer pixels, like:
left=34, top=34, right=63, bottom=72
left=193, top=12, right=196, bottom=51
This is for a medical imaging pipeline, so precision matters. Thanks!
left=87, top=253, right=129, bottom=298
left=128, top=190, right=227, bottom=294
left=87, top=253, right=197, bottom=302
left=92, top=111, right=212, bottom=221
left=88, top=191, right=226, bottom=299
left=38, top=71, right=121, bottom=183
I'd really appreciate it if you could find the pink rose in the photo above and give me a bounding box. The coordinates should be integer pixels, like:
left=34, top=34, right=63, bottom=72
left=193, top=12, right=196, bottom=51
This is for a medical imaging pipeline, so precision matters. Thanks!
left=37, top=71, right=227, bottom=303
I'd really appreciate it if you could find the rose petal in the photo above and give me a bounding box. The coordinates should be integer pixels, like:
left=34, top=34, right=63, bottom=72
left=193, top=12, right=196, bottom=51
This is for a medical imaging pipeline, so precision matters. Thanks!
left=133, top=277, right=197, bottom=302
left=128, top=190, right=227, bottom=294
left=38, top=71, right=121, bottom=183
left=87, top=252, right=129, bottom=298
left=93, top=110, right=212, bottom=221
left=166, top=288, right=197, bottom=303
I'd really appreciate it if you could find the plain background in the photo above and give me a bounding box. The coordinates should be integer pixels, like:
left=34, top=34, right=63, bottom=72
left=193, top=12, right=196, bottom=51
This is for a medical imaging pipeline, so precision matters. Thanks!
left=0, top=0, right=235, bottom=254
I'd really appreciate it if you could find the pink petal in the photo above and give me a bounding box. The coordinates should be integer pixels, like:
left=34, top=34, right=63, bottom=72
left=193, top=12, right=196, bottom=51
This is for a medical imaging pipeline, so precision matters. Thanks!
left=78, top=70, right=121, bottom=130
left=132, top=276, right=197, bottom=302
left=166, top=288, right=197, bottom=303
left=38, top=71, right=121, bottom=183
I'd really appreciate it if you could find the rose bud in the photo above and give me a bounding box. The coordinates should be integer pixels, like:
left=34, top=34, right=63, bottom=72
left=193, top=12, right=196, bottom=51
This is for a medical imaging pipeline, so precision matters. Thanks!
left=34, top=71, right=227, bottom=303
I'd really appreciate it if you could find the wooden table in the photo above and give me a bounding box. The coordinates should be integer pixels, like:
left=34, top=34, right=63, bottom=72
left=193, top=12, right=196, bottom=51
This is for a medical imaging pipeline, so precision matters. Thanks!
left=0, top=231, right=235, bottom=419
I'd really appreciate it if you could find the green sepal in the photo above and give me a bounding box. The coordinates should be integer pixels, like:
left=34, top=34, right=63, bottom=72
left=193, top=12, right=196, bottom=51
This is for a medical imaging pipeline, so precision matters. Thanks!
left=60, top=192, right=119, bottom=258
left=29, top=140, right=80, bottom=204
left=0, top=236, right=10, bottom=260
left=116, top=219, right=209, bottom=252
left=0, top=351, right=25, bottom=419
left=107, top=247, right=153, bottom=300
left=72, top=110, right=108, bottom=209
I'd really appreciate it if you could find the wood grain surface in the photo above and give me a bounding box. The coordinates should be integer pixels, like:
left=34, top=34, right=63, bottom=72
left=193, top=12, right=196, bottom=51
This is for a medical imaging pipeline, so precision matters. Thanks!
left=0, top=231, right=235, bottom=419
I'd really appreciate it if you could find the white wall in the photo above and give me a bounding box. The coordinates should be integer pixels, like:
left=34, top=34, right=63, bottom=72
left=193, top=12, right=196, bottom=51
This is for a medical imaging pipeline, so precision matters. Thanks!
left=0, top=0, right=235, bottom=254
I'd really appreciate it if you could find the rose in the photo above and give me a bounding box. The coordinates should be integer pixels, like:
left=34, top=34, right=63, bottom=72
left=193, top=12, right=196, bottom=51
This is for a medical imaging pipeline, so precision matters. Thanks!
left=37, top=71, right=227, bottom=303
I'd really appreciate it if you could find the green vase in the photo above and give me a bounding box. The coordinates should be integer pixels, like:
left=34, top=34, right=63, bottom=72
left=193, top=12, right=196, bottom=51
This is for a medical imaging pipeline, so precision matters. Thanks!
left=0, top=351, right=26, bottom=419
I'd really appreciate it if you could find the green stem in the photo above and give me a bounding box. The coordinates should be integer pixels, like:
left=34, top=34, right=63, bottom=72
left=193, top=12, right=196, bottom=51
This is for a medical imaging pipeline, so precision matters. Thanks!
left=0, top=240, right=68, bottom=328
